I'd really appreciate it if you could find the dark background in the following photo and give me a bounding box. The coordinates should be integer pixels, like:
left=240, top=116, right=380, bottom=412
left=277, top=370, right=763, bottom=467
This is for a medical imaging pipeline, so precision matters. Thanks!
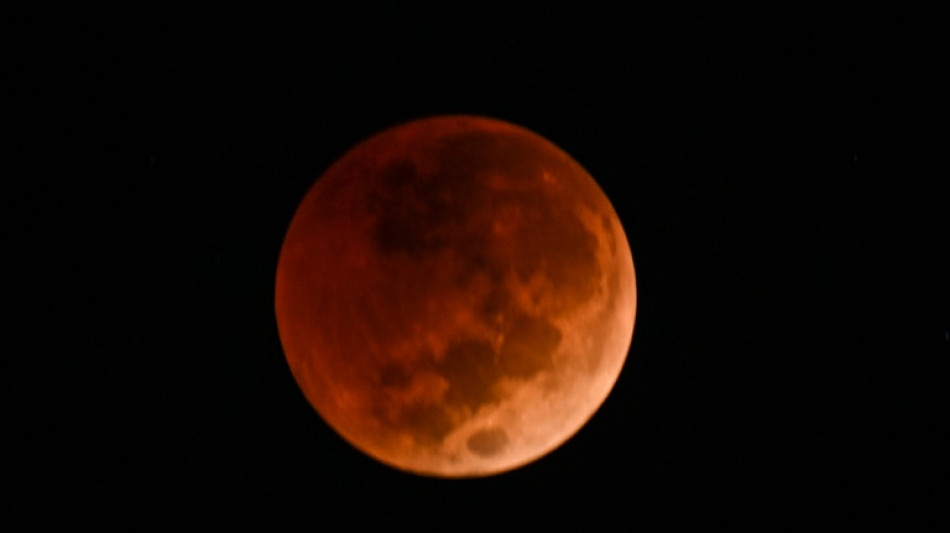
left=23, top=3, right=945, bottom=528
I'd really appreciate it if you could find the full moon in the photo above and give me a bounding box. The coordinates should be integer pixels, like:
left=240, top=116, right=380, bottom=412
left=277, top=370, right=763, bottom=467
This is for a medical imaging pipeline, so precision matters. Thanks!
left=275, top=115, right=636, bottom=477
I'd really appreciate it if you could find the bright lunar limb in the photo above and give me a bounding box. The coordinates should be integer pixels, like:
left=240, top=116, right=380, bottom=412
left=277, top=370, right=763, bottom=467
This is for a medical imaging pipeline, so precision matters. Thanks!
left=275, top=115, right=636, bottom=477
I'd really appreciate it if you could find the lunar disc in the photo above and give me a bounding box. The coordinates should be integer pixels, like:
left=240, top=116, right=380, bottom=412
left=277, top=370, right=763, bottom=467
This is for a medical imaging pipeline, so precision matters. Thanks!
left=275, top=115, right=636, bottom=477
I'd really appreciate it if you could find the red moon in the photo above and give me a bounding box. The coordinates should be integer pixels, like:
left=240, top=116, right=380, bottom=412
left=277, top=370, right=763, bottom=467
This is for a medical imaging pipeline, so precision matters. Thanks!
left=275, top=115, right=636, bottom=477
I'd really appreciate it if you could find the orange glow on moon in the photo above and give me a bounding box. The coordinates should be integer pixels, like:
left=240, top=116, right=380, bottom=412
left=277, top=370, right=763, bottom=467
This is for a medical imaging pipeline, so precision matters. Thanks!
left=275, top=115, right=636, bottom=477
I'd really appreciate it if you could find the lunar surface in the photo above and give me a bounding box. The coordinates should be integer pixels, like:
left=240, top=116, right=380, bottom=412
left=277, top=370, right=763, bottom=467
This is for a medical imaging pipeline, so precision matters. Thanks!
left=275, top=115, right=636, bottom=477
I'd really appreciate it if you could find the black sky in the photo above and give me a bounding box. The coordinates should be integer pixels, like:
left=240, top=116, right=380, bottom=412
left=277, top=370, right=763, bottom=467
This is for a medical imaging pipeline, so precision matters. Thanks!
left=24, top=3, right=946, bottom=528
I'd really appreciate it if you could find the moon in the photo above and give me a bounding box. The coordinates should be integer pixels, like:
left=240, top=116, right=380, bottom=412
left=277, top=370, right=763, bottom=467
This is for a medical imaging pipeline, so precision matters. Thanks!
left=275, top=115, right=636, bottom=477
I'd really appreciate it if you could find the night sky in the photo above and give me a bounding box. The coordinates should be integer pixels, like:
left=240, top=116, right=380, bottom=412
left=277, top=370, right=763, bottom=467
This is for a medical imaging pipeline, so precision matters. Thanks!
left=26, top=3, right=945, bottom=528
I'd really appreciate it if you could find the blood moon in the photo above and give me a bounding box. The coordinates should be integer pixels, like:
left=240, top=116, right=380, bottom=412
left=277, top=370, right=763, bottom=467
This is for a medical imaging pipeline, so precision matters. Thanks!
left=275, top=115, right=636, bottom=478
